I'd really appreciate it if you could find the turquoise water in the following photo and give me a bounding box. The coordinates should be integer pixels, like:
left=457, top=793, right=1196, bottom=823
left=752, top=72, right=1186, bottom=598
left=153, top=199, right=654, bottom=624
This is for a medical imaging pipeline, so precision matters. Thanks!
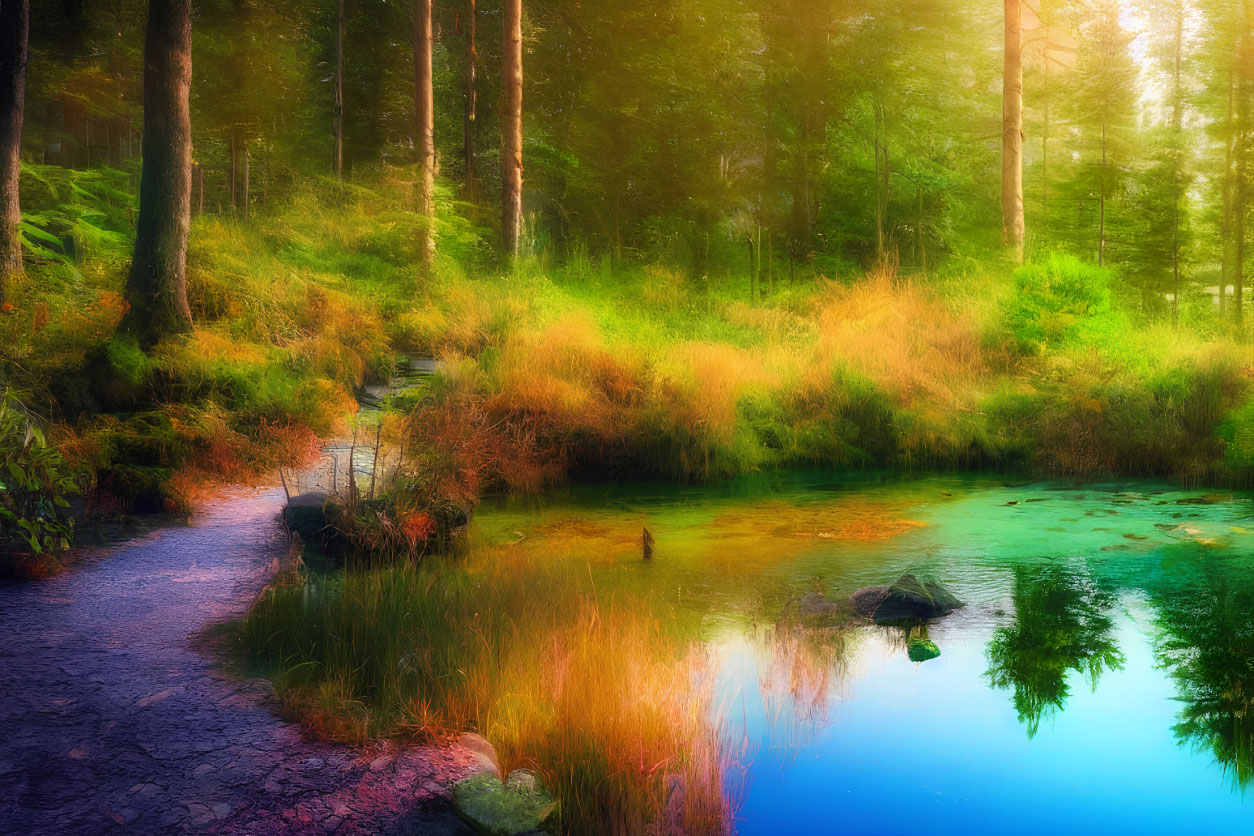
left=476, top=473, right=1254, bottom=833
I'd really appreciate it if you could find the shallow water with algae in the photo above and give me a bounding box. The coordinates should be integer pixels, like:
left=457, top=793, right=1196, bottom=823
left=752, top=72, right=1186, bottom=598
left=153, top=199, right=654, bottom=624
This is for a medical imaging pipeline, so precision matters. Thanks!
left=474, top=471, right=1254, bottom=834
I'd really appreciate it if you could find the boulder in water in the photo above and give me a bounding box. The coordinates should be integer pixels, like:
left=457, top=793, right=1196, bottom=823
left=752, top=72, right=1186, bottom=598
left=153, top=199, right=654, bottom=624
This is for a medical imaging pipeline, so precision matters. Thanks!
left=850, top=586, right=891, bottom=619
left=871, top=574, right=963, bottom=625
left=451, top=769, right=556, bottom=836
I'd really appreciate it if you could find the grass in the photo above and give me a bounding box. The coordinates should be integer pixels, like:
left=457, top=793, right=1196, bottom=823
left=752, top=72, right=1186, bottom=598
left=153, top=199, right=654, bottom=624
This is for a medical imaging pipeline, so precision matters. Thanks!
left=392, top=252, right=1254, bottom=491
left=241, top=546, right=737, bottom=835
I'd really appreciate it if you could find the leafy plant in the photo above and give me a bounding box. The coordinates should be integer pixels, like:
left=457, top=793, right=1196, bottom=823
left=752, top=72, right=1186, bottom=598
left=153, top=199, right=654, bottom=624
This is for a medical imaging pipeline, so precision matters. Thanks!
left=0, top=393, right=80, bottom=555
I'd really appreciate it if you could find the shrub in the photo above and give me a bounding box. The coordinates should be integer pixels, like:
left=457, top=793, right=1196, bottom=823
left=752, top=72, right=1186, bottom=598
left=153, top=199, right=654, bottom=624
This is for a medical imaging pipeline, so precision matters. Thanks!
left=0, top=392, right=79, bottom=555
left=1003, top=253, right=1113, bottom=354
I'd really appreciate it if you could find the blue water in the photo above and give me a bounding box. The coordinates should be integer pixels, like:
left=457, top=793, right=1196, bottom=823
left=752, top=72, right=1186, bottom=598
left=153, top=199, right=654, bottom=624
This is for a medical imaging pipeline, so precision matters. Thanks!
left=477, top=474, right=1254, bottom=834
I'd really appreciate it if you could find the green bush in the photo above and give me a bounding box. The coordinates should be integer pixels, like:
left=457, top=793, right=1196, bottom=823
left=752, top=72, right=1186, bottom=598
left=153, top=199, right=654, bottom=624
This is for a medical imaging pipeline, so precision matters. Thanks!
left=1003, top=253, right=1112, bottom=353
left=0, top=393, right=79, bottom=555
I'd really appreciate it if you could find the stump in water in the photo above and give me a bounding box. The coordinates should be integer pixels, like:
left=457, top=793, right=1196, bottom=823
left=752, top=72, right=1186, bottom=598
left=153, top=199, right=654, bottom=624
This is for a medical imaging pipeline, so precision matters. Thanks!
left=643, top=527, right=655, bottom=559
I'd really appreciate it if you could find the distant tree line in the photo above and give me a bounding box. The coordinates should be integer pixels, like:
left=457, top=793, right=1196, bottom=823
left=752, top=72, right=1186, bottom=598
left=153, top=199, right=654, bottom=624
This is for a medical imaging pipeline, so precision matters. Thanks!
left=1, top=0, right=1253, bottom=338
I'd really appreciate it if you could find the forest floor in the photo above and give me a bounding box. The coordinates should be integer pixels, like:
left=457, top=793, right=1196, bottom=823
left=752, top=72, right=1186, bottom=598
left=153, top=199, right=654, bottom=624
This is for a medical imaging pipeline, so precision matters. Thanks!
left=0, top=485, right=477, bottom=836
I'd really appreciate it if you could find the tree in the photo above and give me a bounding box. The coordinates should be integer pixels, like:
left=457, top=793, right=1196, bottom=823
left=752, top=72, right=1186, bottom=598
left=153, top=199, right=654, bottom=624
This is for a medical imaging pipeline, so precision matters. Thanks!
left=0, top=0, right=29, bottom=307
left=122, top=0, right=193, bottom=346
left=1003, top=0, right=1025, bottom=261
left=463, top=0, right=478, bottom=197
left=335, top=0, right=345, bottom=180
left=502, top=0, right=523, bottom=257
left=1069, top=0, right=1137, bottom=268
left=414, top=0, right=435, bottom=269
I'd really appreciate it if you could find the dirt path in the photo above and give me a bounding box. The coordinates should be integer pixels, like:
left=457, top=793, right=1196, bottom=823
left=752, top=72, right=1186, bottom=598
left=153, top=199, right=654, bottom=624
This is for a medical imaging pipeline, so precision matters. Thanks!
left=0, top=487, right=474, bottom=835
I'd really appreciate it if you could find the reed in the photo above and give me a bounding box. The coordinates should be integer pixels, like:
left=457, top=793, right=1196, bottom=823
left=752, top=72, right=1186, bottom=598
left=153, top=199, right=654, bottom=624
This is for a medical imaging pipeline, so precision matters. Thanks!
left=241, top=546, right=741, bottom=835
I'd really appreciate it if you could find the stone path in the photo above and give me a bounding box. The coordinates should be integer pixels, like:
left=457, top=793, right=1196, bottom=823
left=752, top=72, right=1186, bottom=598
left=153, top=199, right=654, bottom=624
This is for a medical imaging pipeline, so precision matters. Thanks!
left=0, top=487, right=475, bottom=835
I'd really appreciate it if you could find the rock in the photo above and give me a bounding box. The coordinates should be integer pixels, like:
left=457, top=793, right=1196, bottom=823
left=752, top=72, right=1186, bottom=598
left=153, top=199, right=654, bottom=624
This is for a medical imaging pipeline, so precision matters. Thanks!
left=457, top=733, right=500, bottom=779
left=871, top=574, right=963, bottom=625
left=849, top=586, right=890, bottom=619
left=451, top=772, right=556, bottom=836
left=907, top=639, right=941, bottom=662
left=505, top=769, right=535, bottom=794
left=643, top=527, right=655, bottom=560
left=799, top=593, right=838, bottom=617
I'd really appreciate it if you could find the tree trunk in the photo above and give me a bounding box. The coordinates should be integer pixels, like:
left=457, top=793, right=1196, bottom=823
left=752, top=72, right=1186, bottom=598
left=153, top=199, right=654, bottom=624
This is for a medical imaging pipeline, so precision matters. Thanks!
left=464, top=0, right=477, bottom=196
left=123, top=0, right=193, bottom=346
left=414, top=0, right=435, bottom=270
left=1170, top=0, right=1183, bottom=327
left=1222, top=69, right=1236, bottom=316
left=1002, top=0, right=1024, bottom=261
left=501, top=0, right=523, bottom=258
left=0, top=0, right=29, bottom=307
left=334, top=0, right=344, bottom=180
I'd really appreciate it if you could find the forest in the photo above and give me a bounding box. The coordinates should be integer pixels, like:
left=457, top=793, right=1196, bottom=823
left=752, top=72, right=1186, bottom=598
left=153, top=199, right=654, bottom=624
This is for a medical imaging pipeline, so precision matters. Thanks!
left=4, top=1, right=1254, bottom=835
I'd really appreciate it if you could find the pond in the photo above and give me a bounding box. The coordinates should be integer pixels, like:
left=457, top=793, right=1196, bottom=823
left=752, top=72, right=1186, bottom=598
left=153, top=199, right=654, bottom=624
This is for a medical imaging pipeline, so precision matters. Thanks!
left=474, top=472, right=1254, bottom=834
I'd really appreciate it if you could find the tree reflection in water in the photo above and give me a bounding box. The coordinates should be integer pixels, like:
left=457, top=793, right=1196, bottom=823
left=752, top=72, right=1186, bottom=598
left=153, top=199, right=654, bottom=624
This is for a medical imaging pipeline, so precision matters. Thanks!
left=985, top=562, right=1124, bottom=737
left=1155, top=569, right=1254, bottom=791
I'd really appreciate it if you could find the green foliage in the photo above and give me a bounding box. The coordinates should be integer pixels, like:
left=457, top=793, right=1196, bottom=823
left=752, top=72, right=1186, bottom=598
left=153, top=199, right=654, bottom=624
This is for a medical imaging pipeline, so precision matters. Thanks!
left=19, top=164, right=135, bottom=271
left=0, top=393, right=79, bottom=555
left=1003, top=254, right=1113, bottom=353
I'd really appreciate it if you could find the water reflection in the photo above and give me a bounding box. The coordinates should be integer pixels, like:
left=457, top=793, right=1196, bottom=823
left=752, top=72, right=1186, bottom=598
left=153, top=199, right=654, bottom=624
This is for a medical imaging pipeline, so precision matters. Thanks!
left=985, top=562, right=1125, bottom=737
left=1155, top=569, right=1254, bottom=791
left=745, top=596, right=856, bottom=756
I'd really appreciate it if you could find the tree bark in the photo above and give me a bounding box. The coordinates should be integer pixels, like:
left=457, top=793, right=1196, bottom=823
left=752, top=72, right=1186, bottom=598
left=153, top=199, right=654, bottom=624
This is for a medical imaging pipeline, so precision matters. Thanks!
left=0, top=0, right=29, bottom=307
left=1002, top=0, right=1024, bottom=261
left=334, top=0, right=344, bottom=180
left=501, top=0, right=523, bottom=257
left=123, top=0, right=193, bottom=346
left=414, top=0, right=435, bottom=270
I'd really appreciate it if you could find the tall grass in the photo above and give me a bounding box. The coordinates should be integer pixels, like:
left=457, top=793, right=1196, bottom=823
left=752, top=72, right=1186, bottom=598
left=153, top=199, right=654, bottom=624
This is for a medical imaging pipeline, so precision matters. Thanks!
left=402, top=253, right=1254, bottom=486
left=241, top=547, right=739, bottom=835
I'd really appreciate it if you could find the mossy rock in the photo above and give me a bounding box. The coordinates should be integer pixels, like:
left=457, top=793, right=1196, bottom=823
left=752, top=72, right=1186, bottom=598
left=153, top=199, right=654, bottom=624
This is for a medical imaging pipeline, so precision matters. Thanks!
left=873, top=574, right=963, bottom=625
left=908, top=638, right=941, bottom=662
left=451, top=770, right=556, bottom=836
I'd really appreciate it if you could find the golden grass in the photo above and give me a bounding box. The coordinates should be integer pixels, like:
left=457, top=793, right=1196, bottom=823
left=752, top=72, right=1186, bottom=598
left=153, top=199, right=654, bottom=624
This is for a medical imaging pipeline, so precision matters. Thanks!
left=244, top=546, right=741, bottom=835
left=814, top=263, right=987, bottom=414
